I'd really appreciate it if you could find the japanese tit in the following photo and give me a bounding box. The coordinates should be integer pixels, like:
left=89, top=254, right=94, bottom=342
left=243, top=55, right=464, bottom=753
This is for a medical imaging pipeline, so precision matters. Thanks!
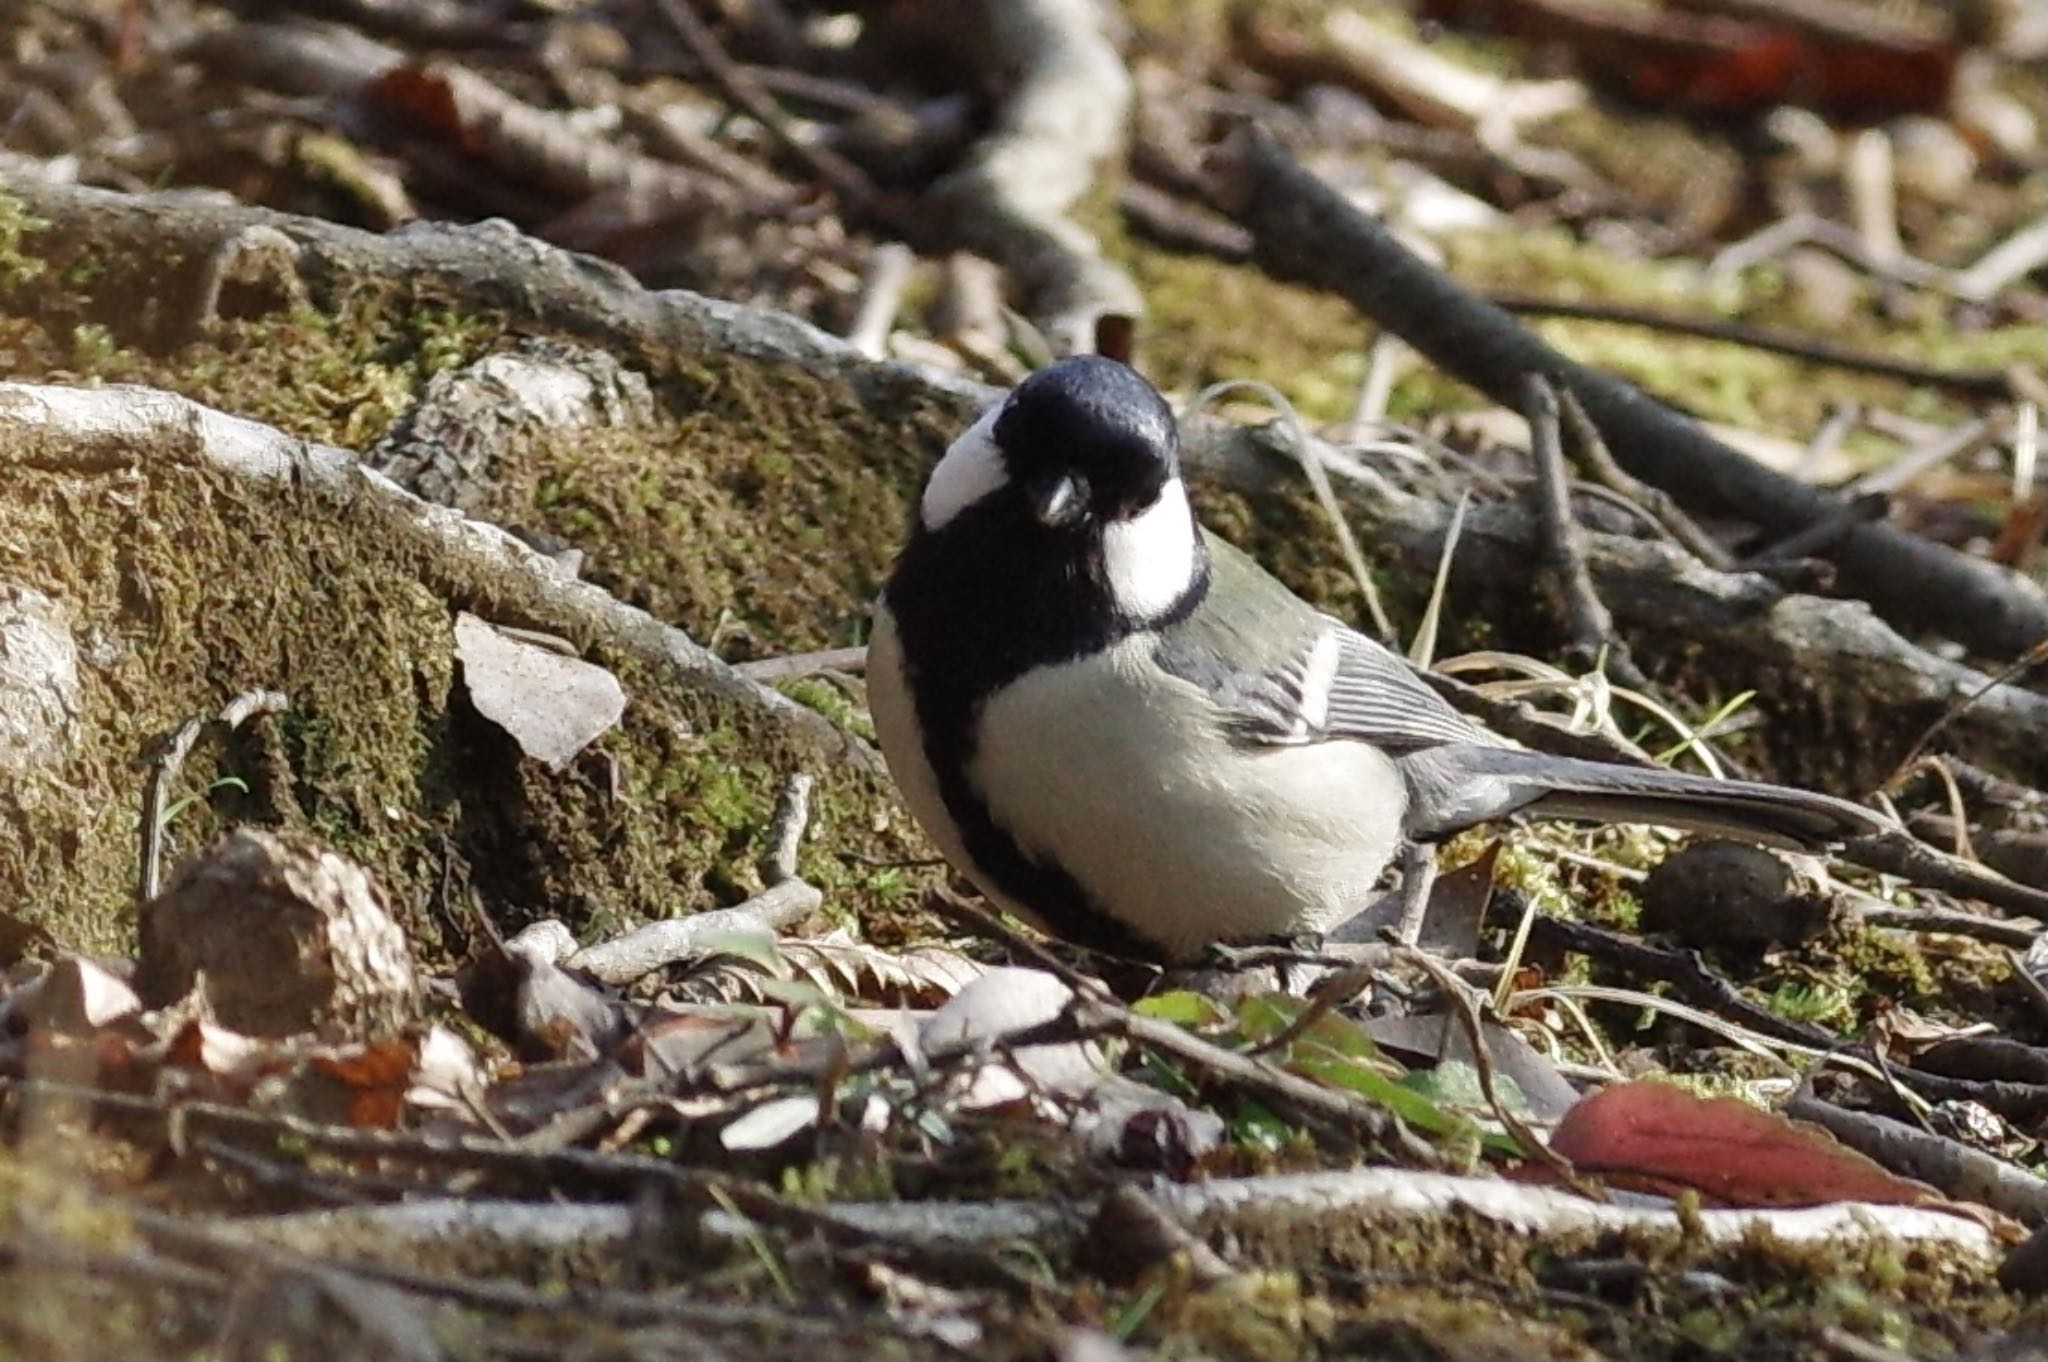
left=867, top=356, right=1888, bottom=962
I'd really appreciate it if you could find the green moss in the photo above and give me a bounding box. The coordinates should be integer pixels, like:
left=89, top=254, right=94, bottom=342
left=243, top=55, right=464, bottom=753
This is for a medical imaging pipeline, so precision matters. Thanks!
left=0, top=193, right=46, bottom=293
left=778, top=677, right=874, bottom=742
left=1124, top=246, right=1375, bottom=425
left=492, top=361, right=945, bottom=657
left=0, top=228, right=954, bottom=960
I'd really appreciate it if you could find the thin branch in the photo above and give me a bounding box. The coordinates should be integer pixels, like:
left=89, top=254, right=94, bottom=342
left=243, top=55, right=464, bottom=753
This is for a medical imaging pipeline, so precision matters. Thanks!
left=844, top=243, right=916, bottom=360
left=1522, top=374, right=1646, bottom=688
left=1488, top=293, right=2016, bottom=399
left=1526, top=915, right=1837, bottom=1049
left=651, top=0, right=876, bottom=209
left=1556, top=386, right=1734, bottom=570
left=1204, top=124, right=2048, bottom=662
left=138, top=688, right=289, bottom=901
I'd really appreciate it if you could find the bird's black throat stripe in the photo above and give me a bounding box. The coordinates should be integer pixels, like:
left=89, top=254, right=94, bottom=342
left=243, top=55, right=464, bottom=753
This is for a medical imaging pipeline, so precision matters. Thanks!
left=885, top=497, right=1207, bottom=961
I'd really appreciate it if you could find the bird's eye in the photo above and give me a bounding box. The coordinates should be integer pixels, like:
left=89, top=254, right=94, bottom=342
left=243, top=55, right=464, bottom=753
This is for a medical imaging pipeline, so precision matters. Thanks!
left=1029, top=473, right=1089, bottom=528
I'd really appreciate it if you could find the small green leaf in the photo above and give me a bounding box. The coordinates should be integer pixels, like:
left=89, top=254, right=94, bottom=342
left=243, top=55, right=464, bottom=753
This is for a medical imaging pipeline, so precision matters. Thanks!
left=1110, top=1279, right=1168, bottom=1341
left=1134, top=990, right=1230, bottom=1028
left=1403, top=1059, right=1531, bottom=1119
left=1232, top=992, right=1303, bottom=1043
left=1293, top=1050, right=1522, bottom=1155
left=1231, top=1098, right=1292, bottom=1152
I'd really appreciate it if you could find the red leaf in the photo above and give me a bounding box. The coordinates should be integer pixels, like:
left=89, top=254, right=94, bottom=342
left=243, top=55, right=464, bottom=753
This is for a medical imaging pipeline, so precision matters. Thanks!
left=368, top=67, right=476, bottom=153
left=1544, top=1082, right=1940, bottom=1207
left=309, top=1039, right=417, bottom=1130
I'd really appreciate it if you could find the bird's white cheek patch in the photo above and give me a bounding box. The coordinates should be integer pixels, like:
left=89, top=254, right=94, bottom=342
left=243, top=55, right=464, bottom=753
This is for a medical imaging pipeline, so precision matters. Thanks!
left=920, top=405, right=1008, bottom=530
left=1101, top=479, right=1202, bottom=620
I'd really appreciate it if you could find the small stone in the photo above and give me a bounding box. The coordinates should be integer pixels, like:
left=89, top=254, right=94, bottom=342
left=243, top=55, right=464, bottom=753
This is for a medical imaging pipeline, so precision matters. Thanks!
left=0, top=583, right=82, bottom=785
left=138, top=829, right=418, bottom=1039
left=1639, top=839, right=1835, bottom=953
left=1890, top=117, right=1978, bottom=204
left=1782, top=248, right=1863, bottom=329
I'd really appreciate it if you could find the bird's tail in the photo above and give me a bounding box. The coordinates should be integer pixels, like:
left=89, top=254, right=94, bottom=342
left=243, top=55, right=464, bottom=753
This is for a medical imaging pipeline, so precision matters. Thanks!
left=1404, top=744, right=1890, bottom=849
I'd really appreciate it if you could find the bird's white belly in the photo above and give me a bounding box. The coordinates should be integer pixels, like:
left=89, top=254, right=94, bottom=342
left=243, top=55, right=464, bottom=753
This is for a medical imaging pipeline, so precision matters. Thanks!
left=967, top=637, right=1407, bottom=958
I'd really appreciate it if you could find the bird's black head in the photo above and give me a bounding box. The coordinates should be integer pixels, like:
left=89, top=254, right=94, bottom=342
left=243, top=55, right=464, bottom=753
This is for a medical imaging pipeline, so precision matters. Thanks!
left=991, top=355, right=1182, bottom=529
left=908, top=356, right=1205, bottom=628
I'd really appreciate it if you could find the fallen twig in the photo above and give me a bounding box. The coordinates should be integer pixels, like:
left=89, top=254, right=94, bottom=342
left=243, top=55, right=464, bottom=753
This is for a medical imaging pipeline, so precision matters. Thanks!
left=1555, top=387, right=1734, bottom=571
left=732, top=645, right=871, bottom=682
left=1849, top=416, right=2006, bottom=498
left=1523, top=375, right=1645, bottom=687
left=1847, top=828, right=2048, bottom=922
left=759, top=771, right=814, bottom=887
left=651, top=0, right=875, bottom=208
left=567, top=879, right=822, bottom=986
left=1203, top=125, right=2048, bottom=662
left=1738, top=491, right=1890, bottom=569
left=844, top=243, right=916, bottom=360
left=1489, top=294, right=2019, bottom=400
left=1845, top=892, right=2040, bottom=949
left=1527, top=915, right=1837, bottom=1049
left=1785, top=1082, right=2048, bottom=1226
left=1709, top=212, right=1956, bottom=293
left=137, top=689, right=289, bottom=902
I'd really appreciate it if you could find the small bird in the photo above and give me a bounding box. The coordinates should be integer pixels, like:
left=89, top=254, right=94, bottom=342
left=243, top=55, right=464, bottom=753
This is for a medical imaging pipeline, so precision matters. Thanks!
left=867, top=356, right=1888, bottom=962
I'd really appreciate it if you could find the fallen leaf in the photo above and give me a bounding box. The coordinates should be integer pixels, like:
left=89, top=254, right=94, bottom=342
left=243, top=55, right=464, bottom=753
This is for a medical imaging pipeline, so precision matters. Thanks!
left=1544, top=1081, right=1947, bottom=1207
left=455, top=613, right=625, bottom=771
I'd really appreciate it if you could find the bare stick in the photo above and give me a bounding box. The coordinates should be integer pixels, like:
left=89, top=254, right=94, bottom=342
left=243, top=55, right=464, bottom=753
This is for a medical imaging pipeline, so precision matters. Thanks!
left=759, top=772, right=814, bottom=887
left=652, top=0, right=875, bottom=208
left=1205, top=125, right=2048, bottom=661
left=1956, top=217, right=2048, bottom=303
left=732, top=646, right=870, bottom=682
left=1556, top=386, right=1734, bottom=570
left=1785, top=1082, right=2048, bottom=1224
left=844, top=243, right=916, bottom=361
left=1849, top=415, right=2005, bottom=497
left=138, top=688, right=289, bottom=902
left=567, top=879, right=822, bottom=986
left=1847, top=826, right=2048, bottom=922
left=1391, top=841, right=1440, bottom=947
left=1709, top=212, right=1954, bottom=293
left=1489, top=294, right=2014, bottom=400
left=1844, top=129, right=1902, bottom=269
left=1522, top=374, right=1646, bottom=687
left=1528, top=915, right=1837, bottom=1049
left=1880, top=634, right=2048, bottom=790
left=1739, top=492, right=1890, bottom=568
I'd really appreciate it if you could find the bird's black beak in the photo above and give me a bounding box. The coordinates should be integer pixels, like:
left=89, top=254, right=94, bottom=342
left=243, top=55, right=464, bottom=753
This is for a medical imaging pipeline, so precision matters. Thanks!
left=1029, top=473, right=1087, bottom=528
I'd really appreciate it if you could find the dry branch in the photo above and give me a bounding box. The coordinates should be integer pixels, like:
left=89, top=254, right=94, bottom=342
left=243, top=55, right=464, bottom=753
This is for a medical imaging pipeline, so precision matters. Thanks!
left=1204, top=125, right=2048, bottom=663
left=567, top=879, right=823, bottom=986
left=230, top=1172, right=1997, bottom=1264
left=920, top=0, right=1143, bottom=350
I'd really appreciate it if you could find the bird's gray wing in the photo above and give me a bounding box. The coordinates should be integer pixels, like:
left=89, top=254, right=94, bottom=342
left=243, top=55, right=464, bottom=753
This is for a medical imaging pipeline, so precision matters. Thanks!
left=1158, top=531, right=1492, bottom=753
left=1155, top=612, right=1490, bottom=754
